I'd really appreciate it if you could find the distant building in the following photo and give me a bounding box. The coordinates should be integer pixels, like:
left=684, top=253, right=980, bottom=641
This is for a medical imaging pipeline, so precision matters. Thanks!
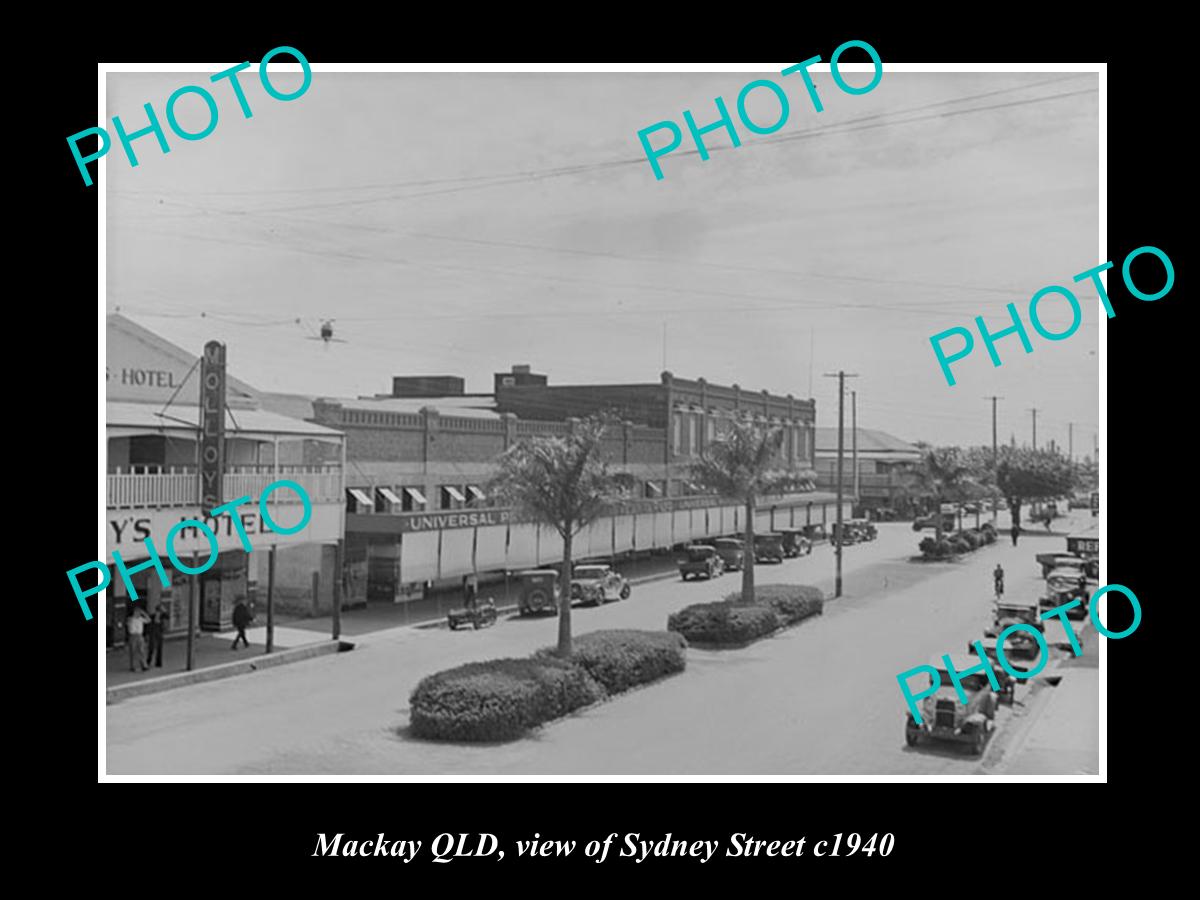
left=275, top=366, right=840, bottom=606
left=814, top=427, right=922, bottom=516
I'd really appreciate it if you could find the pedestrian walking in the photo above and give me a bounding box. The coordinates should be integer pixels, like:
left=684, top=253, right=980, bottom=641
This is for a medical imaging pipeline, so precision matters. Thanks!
left=146, top=604, right=168, bottom=668
left=126, top=605, right=150, bottom=672
left=1010, top=523, right=1021, bottom=546
left=993, top=564, right=1005, bottom=601
left=231, top=599, right=254, bottom=650
left=1043, top=511, right=1053, bottom=532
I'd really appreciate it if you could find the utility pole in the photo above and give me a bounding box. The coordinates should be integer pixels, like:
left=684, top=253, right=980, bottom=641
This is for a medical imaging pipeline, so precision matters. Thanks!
left=1029, top=408, right=1039, bottom=450
left=984, top=396, right=1003, bottom=517
left=851, top=390, right=859, bottom=506
left=1068, top=422, right=1074, bottom=461
left=823, top=370, right=858, bottom=598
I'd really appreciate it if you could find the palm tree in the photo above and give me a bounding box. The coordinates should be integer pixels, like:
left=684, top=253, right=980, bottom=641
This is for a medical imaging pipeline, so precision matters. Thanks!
left=689, top=417, right=813, bottom=604
left=487, top=417, right=623, bottom=657
left=911, top=446, right=973, bottom=542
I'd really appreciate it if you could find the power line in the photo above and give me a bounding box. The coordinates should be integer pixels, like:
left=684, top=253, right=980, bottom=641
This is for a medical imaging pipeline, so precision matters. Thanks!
left=168, top=81, right=1098, bottom=216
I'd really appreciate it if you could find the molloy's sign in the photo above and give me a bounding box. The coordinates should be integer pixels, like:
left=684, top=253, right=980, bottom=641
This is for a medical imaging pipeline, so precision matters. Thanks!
left=106, top=502, right=342, bottom=560
left=200, top=341, right=226, bottom=515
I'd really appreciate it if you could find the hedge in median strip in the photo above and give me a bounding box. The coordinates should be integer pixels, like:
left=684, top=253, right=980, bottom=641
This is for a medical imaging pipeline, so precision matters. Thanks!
left=409, top=656, right=604, bottom=743
left=668, top=584, right=825, bottom=646
left=410, top=629, right=686, bottom=743
left=667, top=601, right=781, bottom=646
left=726, top=584, right=825, bottom=625
left=560, top=629, right=687, bottom=695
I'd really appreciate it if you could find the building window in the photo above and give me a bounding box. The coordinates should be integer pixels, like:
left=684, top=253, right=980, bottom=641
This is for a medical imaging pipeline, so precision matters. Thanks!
left=672, top=414, right=682, bottom=455
left=401, top=486, right=427, bottom=512
left=466, top=485, right=487, bottom=506
left=645, top=480, right=664, bottom=499
left=440, top=485, right=467, bottom=510
left=687, top=415, right=698, bottom=457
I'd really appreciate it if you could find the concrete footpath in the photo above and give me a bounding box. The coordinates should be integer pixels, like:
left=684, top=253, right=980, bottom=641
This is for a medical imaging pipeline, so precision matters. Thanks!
left=998, top=667, right=1101, bottom=775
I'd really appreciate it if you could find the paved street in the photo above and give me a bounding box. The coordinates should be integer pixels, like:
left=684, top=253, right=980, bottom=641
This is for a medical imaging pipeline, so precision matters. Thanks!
left=107, top=512, right=1099, bottom=775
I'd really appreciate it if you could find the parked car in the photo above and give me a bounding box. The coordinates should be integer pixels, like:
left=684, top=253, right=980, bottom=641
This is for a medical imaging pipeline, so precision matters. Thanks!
left=753, top=533, right=786, bottom=564
left=777, top=529, right=812, bottom=558
left=1035, top=552, right=1087, bottom=579
left=912, top=512, right=957, bottom=533
left=905, top=655, right=997, bottom=755
left=678, top=545, right=724, bottom=581
left=712, top=538, right=746, bottom=571
left=514, top=569, right=561, bottom=616
left=569, top=564, right=631, bottom=606
left=850, top=518, right=877, bottom=541
left=985, top=601, right=1043, bottom=637
left=967, top=639, right=1018, bottom=705
left=873, top=508, right=897, bottom=522
left=801, top=523, right=828, bottom=543
left=1040, top=568, right=1090, bottom=619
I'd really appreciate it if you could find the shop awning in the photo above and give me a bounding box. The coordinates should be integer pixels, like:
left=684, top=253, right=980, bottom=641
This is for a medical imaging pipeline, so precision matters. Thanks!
left=378, top=487, right=403, bottom=506
left=404, top=487, right=427, bottom=505
left=467, top=485, right=487, bottom=502
left=444, top=485, right=467, bottom=503
left=348, top=488, right=374, bottom=507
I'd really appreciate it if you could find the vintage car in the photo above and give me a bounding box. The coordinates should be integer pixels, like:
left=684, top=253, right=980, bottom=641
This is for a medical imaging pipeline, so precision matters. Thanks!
left=850, top=518, right=877, bottom=541
left=514, top=569, right=561, bottom=616
left=966, top=639, right=1019, bottom=705
left=1036, top=552, right=1087, bottom=579
left=678, top=544, right=724, bottom=581
left=982, top=605, right=1044, bottom=657
left=1040, top=568, right=1090, bottom=619
left=873, top=508, right=897, bottom=522
left=569, top=564, right=631, bottom=606
left=712, top=538, right=746, bottom=571
left=753, top=533, right=786, bottom=564
left=447, top=598, right=498, bottom=631
left=801, top=523, right=828, bottom=543
left=912, top=512, right=957, bottom=533
left=777, top=529, right=813, bottom=558
left=905, top=655, right=998, bottom=755
left=986, top=600, right=1042, bottom=630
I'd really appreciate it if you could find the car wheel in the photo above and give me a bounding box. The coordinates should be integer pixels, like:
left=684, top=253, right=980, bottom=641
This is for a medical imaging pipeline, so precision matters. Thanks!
left=620, top=584, right=631, bottom=600
left=973, top=733, right=986, bottom=756
left=905, top=729, right=920, bottom=747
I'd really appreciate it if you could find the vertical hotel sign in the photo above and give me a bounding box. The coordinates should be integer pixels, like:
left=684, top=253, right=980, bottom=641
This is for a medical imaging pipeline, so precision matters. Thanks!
left=199, top=341, right=226, bottom=514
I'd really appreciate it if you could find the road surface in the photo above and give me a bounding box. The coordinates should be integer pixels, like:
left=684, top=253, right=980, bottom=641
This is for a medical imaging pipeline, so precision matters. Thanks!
left=106, top=513, right=1098, bottom=775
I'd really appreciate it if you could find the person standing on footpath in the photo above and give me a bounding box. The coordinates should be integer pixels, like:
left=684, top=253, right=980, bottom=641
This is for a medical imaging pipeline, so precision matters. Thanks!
left=1010, top=522, right=1021, bottom=546
left=126, top=605, right=150, bottom=672
left=993, top=563, right=1005, bottom=601
left=231, top=599, right=254, bottom=650
left=145, top=604, right=168, bottom=668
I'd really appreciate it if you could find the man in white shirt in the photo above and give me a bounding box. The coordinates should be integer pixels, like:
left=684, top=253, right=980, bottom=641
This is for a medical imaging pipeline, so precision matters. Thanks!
left=126, top=606, right=150, bottom=673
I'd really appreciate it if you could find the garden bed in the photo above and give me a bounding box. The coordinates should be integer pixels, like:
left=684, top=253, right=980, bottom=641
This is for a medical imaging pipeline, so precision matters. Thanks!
left=667, top=584, right=824, bottom=648
left=409, top=629, right=686, bottom=743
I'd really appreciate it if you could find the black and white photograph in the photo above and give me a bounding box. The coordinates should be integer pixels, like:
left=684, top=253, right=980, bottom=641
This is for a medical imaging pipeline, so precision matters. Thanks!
left=97, top=61, right=1105, bottom=779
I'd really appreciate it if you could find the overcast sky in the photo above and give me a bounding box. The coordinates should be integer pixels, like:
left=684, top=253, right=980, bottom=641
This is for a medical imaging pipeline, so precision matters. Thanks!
left=106, top=67, right=1101, bottom=452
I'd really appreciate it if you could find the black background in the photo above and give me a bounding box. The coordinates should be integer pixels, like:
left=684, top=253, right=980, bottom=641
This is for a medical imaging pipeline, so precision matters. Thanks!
left=36, top=13, right=1175, bottom=880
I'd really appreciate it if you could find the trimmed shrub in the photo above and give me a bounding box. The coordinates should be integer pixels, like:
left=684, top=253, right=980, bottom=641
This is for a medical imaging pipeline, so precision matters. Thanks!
left=963, top=530, right=983, bottom=549
left=724, top=584, right=825, bottom=625
left=667, top=601, right=781, bottom=646
left=557, top=629, right=687, bottom=694
left=410, top=656, right=604, bottom=742
left=952, top=537, right=972, bottom=554
left=981, top=522, right=997, bottom=536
